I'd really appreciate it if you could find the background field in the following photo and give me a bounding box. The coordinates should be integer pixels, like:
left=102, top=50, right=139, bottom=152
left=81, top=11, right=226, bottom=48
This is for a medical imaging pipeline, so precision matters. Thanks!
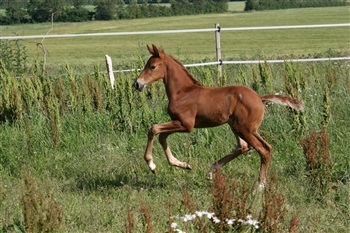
left=1, top=6, right=349, bottom=68
left=0, top=5, right=349, bottom=233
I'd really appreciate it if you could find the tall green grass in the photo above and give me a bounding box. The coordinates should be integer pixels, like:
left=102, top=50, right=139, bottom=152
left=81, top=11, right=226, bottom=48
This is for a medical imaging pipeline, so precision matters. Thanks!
left=0, top=56, right=349, bottom=231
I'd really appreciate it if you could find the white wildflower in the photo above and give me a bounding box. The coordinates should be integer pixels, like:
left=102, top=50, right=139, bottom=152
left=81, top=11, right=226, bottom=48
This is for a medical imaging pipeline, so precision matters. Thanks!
left=226, top=219, right=235, bottom=225
left=245, top=214, right=260, bottom=229
left=171, top=222, right=178, bottom=229
left=246, top=219, right=255, bottom=225
left=238, top=219, right=245, bottom=224
left=258, top=183, right=265, bottom=190
left=183, top=214, right=195, bottom=222
left=212, top=217, right=221, bottom=223
left=175, top=229, right=185, bottom=233
left=195, top=211, right=204, bottom=218
left=206, top=212, right=214, bottom=219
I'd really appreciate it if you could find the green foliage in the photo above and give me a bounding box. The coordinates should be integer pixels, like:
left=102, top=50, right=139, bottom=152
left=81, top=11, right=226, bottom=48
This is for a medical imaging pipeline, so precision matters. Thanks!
left=259, top=62, right=273, bottom=93
left=0, top=40, right=27, bottom=75
left=0, top=58, right=349, bottom=232
left=3, top=0, right=31, bottom=24
left=245, top=0, right=347, bottom=11
left=171, top=0, right=228, bottom=15
left=94, top=0, right=117, bottom=20
left=283, top=63, right=306, bottom=134
left=1, top=0, right=228, bottom=24
left=27, top=0, right=68, bottom=22
left=56, top=7, right=92, bottom=22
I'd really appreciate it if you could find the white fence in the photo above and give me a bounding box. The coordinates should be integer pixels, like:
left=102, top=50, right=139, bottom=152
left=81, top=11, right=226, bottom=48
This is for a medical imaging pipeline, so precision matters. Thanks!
left=1, top=23, right=349, bottom=40
left=1, top=22, right=349, bottom=86
left=101, top=23, right=350, bottom=88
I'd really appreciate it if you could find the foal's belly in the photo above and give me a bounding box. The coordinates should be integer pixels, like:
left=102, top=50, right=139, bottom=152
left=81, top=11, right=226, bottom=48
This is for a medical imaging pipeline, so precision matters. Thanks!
left=194, top=110, right=230, bottom=128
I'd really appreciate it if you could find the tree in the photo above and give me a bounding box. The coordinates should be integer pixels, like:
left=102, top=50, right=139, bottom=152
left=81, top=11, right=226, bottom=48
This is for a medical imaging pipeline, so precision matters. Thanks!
left=72, top=0, right=86, bottom=8
left=244, top=0, right=255, bottom=11
left=116, top=0, right=128, bottom=19
left=127, top=0, right=141, bottom=19
left=27, top=0, right=68, bottom=22
left=56, top=7, right=91, bottom=22
left=140, top=0, right=149, bottom=18
left=213, top=0, right=228, bottom=13
left=94, top=0, right=117, bottom=20
left=4, top=0, right=30, bottom=24
left=170, top=0, right=192, bottom=15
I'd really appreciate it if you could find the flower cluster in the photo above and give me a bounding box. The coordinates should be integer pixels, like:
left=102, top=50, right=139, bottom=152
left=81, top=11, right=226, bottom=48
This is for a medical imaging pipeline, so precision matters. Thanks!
left=170, top=211, right=259, bottom=232
left=228, top=214, right=259, bottom=229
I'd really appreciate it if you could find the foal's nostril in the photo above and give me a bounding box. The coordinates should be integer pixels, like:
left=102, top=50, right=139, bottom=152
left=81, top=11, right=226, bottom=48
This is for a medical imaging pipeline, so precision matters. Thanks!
left=133, top=81, right=139, bottom=90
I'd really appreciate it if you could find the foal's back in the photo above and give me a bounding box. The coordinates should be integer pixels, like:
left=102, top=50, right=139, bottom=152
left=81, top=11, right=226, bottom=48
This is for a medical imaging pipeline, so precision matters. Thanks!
left=192, top=85, right=265, bottom=129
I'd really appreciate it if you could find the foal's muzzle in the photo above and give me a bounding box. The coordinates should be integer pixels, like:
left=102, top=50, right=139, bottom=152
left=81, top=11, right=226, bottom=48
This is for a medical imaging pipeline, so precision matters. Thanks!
left=133, top=81, right=143, bottom=92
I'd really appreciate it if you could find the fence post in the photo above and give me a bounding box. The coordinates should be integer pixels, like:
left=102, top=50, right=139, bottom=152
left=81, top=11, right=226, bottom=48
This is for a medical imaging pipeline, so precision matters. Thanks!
left=105, top=54, right=115, bottom=89
left=215, top=23, right=222, bottom=78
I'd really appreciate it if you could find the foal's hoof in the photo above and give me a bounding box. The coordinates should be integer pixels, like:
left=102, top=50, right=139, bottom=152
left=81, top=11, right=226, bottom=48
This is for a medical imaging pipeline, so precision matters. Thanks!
left=185, top=163, right=192, bottom=170
left=151, top=169, right=156, bottom=175
left=207, top=172, right=213, bottom=180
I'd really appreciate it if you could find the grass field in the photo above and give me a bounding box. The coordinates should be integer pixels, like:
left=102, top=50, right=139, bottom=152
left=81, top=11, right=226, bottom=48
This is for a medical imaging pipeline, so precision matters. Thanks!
left=0, top=5, right=350, bottom=233
left=0, top=6, right=349, bottom=68
left=1, top=52, right=349, bottom=233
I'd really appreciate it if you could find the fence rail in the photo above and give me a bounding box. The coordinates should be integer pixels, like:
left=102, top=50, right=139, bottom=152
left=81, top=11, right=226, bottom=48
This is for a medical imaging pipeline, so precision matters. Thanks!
left=107, top=56, right=350, bottom=73
left=105, top=55, right=350, bottom=89
left=1, top=23, right=349, bottom=40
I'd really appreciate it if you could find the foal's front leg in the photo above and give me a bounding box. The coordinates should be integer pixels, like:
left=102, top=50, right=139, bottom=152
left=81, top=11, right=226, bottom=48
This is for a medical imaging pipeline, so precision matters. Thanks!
left=159, top=132, right=192, bottom=170
left=144, top=121, right=189, bottom=173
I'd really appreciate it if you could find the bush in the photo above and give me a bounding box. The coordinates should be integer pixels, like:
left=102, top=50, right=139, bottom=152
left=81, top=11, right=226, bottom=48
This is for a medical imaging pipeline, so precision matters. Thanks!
left=94, top=0, right=117, bottom=20
left=56, top=7, right=92, bottom=22
left=244, top=0, right=347, bottom=11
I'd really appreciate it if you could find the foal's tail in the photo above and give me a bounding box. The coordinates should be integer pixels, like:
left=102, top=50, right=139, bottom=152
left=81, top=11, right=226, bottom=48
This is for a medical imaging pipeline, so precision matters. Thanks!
left=261, top=94, right=304, bottom=112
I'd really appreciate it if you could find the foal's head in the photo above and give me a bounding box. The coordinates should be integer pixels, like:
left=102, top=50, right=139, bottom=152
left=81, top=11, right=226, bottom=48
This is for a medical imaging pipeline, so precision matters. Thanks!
left=133, top=44, right=167, bottom=92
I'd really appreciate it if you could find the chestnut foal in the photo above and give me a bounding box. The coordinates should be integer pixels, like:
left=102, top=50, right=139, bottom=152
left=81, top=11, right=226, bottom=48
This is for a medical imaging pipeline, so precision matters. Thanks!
left=133, top=44, right=303, bottom=187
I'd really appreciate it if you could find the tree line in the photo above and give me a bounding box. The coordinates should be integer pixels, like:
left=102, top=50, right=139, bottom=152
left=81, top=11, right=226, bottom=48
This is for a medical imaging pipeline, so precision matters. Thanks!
left=0, top=0, right=347, bottom=25
left=245, top=0, right=346, bottom=11
left=0, top=0, right=228, bottom=24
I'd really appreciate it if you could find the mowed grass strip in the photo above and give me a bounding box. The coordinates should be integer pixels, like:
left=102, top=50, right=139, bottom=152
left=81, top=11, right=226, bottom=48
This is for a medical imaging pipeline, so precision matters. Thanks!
left=1, top=6, right=349, bottom=67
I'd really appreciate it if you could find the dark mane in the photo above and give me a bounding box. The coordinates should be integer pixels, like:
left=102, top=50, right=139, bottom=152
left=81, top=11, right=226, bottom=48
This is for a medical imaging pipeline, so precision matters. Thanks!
left=168, top=55, right=202, bottom=86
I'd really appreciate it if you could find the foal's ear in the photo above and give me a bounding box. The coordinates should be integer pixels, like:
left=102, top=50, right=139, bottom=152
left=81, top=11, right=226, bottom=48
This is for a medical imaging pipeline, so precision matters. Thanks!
left=147, top=44, right=162, bottom=57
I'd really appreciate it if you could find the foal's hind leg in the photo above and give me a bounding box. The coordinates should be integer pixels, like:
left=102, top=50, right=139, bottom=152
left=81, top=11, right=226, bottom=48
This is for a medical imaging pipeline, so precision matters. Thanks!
left=209, top=130, right=251, bottom=178
left=237, top=129, right=272, bottom=188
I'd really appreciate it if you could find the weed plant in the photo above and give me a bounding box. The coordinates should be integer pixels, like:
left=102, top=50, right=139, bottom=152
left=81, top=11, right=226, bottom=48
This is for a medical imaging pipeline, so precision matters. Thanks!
left=0, top=57, right=349, bottom=232
left=0, top=40, right=27, bottom=74
left=22, top=169, right=65, bottom=233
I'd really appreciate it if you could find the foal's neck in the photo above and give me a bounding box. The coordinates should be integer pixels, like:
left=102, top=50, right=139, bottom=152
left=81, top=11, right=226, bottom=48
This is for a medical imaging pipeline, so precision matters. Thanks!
left=164, top=56, right=199, bottom=99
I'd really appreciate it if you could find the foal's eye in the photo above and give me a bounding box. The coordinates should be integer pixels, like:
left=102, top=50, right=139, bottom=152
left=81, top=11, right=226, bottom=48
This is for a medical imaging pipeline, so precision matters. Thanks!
left=149, top=65, right=156, bottom=71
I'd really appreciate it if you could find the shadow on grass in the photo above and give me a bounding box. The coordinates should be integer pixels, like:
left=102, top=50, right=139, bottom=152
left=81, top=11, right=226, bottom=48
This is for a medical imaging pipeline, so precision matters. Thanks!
left=70, top=172, right=168, bottom=192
